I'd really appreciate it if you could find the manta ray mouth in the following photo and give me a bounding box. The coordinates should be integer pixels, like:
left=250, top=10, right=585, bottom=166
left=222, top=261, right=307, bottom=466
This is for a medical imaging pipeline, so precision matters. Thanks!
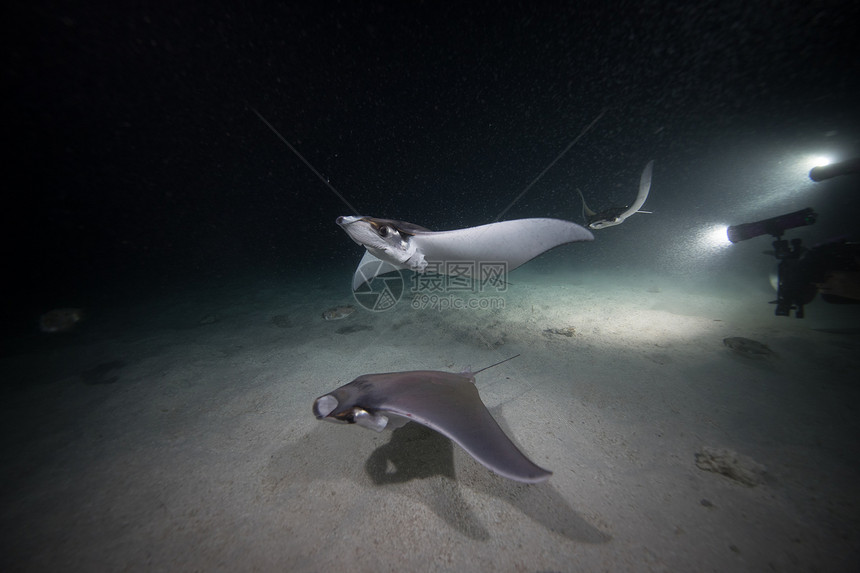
left=336, top=215, right=363, bottom=228
left=313, top=394, right=339, bottom=418
left=335, top=216, right=372, bottom=246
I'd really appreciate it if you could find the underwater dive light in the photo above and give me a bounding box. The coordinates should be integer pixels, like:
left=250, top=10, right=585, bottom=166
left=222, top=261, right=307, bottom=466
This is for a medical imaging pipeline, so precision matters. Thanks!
left=726, top=208, right=817, bottom=243
left=809, top=157, right=860, bottom=182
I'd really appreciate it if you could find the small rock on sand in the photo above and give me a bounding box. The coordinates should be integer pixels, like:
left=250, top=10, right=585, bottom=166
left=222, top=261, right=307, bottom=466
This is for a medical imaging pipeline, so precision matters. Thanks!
left=322, top=305, right=356, bottom=321
left=695, top=446, right=766, bottom=486
left=543, top=326, right=577, bottom=338
left=39, top=308, right=84, bottom=333
left=723, top=336, right=774, bottom=358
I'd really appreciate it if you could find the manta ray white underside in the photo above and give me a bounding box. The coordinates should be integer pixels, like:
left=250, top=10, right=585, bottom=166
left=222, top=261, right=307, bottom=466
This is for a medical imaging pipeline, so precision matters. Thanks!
left=337, top=216, right=594, bottom=289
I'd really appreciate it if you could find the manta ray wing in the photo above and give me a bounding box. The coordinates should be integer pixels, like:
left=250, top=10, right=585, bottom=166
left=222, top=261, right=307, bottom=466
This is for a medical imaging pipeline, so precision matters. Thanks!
left=410, top=218, right=593, bottom=273
left=620, top=159, right=654, bottom=218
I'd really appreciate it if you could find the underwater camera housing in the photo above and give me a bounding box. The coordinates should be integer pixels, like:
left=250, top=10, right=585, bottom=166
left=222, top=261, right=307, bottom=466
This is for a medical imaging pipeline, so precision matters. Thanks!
left=769, top=235, right=860, bottom=318
left=728, top=208, right=818, bottom=318
left=729, top=208, right=859, bottom=317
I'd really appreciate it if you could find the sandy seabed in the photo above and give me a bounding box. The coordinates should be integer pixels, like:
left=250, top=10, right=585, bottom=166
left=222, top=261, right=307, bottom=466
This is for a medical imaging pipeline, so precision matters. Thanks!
left=2, top=264, right=859, bottom=572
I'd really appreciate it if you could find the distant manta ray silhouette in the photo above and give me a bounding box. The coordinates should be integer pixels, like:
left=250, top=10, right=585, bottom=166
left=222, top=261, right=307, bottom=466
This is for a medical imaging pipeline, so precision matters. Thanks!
left=577, top=160, right=654, bottom=229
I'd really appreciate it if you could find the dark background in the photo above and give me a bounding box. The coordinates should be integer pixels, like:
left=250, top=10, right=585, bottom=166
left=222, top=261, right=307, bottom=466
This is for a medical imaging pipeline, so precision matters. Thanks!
left=4, top=1, right=859, bottom=330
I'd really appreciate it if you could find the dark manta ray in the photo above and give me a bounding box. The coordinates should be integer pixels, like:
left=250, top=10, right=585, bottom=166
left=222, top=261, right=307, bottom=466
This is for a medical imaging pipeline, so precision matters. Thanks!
left=312, top=356, right=552, bottom=483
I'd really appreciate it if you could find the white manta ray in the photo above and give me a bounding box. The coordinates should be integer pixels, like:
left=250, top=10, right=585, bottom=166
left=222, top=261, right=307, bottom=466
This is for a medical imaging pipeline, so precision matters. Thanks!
left=337, top=215, right=594, bottom=289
